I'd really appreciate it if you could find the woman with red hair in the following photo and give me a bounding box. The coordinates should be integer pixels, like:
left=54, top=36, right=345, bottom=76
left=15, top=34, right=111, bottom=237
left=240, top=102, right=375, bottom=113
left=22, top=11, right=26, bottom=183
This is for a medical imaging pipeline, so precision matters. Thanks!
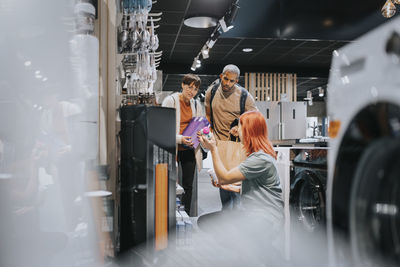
left=200, top=110, right=283, bottom=224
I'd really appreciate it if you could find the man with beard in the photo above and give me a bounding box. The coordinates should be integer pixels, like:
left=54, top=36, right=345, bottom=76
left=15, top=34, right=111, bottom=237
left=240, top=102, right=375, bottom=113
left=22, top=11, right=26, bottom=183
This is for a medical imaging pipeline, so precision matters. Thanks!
left=204, top=64, right=257, bottom=211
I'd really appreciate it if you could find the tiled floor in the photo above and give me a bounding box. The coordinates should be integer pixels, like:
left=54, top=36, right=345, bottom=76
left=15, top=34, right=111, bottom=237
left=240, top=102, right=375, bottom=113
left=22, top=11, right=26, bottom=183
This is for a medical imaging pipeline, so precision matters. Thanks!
left=197, top=168, right=221, bottom=217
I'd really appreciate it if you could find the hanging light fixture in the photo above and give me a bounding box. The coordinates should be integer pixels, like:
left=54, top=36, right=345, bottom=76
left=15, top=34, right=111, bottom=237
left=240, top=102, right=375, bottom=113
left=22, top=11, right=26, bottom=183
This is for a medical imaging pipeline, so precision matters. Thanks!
left=382, top=0, right=396, bottom=18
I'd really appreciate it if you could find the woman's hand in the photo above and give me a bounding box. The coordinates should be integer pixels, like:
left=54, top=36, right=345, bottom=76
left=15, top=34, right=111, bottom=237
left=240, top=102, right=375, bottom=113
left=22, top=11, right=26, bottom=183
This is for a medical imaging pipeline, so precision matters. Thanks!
left=182, top=136, right=193, bottom=147
left=199, top=134, right=217, bottom=151
left=229, top=126, right=239, bottom=137
left=220, top=184, right=241, bottom=193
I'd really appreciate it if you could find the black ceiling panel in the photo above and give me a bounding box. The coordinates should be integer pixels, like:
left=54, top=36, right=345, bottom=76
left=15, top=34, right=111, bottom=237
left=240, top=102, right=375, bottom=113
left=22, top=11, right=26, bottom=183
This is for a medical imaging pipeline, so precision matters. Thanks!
left=210, top=44, right=236, bottom=52
left=186, top=0, right=231, bottom=19
left=176, top=35, right=209, bottom=44
left=157, top=34, right=178, bottom=44
left=279, top=0, right=397, bottom=40
left=180, top=26, right=214, bottom=35
left=157, top=24, right=181, bottom=35
left=214, top=38, right=241, bottom=46
left=159, top=11, right=185, bottom=25
left=154, top=0, right=393, bottom=99
left=152, top=0, right=189, bottom=12
left=223, top=0, right=281, bottom=38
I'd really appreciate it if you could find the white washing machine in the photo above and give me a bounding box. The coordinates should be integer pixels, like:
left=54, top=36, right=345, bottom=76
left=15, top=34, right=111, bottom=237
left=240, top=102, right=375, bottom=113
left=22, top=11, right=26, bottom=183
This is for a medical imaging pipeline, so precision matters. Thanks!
left=327, top=17, right=400, bottom=267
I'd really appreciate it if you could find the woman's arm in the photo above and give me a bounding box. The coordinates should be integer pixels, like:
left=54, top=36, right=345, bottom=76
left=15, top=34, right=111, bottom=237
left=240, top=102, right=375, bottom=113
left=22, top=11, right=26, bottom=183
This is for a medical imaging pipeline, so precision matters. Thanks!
left=162, top=95, right=183, bottom=144
left=200, top=135, right=245, bottom=185
left=210, top=147, right=245, bottom=185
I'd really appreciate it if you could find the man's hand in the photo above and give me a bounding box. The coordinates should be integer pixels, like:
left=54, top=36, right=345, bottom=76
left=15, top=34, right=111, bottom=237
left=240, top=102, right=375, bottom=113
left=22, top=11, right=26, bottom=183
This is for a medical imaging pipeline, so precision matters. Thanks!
left=211, top=178, right=220, bottom=188
left=182, top=136, right=193, bottom=147
left=229, top=125, right=239, bottom=137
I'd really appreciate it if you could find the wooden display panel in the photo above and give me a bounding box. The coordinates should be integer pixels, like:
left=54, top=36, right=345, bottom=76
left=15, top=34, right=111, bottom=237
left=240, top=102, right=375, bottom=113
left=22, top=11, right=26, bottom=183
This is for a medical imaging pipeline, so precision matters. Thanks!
left=155, top=163, right=168, bottom=251
left=244, top=72, right=298, bottom=102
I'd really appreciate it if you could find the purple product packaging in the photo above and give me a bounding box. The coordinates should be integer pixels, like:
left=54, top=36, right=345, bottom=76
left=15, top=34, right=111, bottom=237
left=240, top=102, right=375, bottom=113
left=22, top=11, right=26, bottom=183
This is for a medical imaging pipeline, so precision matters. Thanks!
left=181, top=116, right=210, bottom=149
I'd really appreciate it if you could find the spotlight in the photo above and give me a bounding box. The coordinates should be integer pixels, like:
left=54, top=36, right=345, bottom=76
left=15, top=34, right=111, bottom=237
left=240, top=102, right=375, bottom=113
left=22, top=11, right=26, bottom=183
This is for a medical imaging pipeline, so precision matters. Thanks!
left=304, top=90, right=313, bottom=106
left=207, top=39, right=216, bottom=49
left=196, top=58, right=201, bottom=67
left=318, top=87, right=324, bottom=97
left=219, top=17, right=230, bottom=32
left=191, top=57, right=197, bottom=71
left=201, top=45, right=209, bottom=59
left=307, top=90, right=312, bottom=99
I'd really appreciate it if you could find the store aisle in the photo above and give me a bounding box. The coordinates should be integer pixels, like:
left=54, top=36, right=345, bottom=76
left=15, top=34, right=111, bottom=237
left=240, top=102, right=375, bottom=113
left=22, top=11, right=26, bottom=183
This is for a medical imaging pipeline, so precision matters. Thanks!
left=197, top=168, right=221, bottom=216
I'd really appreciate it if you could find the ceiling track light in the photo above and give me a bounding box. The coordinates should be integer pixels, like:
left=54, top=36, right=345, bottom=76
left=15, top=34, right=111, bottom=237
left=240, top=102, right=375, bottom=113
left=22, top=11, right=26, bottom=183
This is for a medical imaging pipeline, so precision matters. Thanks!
left=207, top=39, right=216, bottom=49
left=191, top=57, right=198, bottom=71
left=318, top=87, right=324, bottom=97
left=223, top=0, right=239, bottom=30
left=188, top=1, right=240, bottom=71
left=201, top=45, right=209, bottom=59
left=219, top=17, right=230, bottom=32
left=307, top=90, right=312, bottom=99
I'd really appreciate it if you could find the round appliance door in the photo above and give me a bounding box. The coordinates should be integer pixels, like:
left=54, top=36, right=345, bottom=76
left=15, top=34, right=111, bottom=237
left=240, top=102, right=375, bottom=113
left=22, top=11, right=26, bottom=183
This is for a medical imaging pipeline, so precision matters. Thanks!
left=349, top=137, right=400, bottom=267
left=290, top=169, right=326, bottom=232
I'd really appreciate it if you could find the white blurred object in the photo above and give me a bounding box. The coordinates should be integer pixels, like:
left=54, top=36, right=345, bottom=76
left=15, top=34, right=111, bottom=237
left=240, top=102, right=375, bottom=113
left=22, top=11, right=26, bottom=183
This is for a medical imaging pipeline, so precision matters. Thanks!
left=0, top=0, right=101, bottom=266
left=84, top=190, right=112, bottom=197
left=176, top=183, right=184, bottom=195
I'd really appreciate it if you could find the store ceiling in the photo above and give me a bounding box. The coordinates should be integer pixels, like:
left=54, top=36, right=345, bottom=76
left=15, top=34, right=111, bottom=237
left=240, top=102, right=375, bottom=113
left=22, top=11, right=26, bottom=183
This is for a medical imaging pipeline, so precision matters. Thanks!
left=152, top=0, right=395, bottom=100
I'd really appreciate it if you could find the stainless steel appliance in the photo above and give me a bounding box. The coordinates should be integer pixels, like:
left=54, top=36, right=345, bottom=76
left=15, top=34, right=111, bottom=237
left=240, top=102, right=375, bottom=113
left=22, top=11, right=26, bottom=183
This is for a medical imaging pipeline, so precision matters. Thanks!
left=256, top=101, right=307, bottom=140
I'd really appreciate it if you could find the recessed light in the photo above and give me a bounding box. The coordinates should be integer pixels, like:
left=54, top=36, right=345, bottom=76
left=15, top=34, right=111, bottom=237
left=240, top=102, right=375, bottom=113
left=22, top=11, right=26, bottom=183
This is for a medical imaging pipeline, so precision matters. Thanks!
left=242, top=48, right=253, bottom=52
left=184, top=16, right=218, bottom=28
left=24, top=61, right=31, bottom=66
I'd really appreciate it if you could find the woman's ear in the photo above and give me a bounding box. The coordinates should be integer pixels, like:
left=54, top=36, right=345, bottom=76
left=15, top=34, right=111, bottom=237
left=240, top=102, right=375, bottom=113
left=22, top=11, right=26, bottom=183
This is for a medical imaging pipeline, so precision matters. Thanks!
left=181, top=83, right=185, bottom=91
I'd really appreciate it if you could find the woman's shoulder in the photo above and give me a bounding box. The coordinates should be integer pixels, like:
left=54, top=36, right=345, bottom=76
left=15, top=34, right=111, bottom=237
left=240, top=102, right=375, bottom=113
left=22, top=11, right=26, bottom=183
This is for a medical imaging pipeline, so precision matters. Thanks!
left=162, top=93, right=179, bottom=107
left=249, top=150, right=276, bottom=162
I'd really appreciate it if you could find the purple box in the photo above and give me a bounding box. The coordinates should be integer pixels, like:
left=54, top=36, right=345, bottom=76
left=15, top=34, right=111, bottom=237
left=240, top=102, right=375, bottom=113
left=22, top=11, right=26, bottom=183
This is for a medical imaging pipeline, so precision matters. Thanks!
left=182, top=117, right=210, bottom=149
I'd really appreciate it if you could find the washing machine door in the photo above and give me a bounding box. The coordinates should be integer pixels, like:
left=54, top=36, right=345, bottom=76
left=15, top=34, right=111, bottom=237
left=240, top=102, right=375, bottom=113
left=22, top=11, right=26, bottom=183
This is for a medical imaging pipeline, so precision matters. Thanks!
left=349, top=138, right=400, bottom=266
left=290, top=168, right=326, bottom=232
